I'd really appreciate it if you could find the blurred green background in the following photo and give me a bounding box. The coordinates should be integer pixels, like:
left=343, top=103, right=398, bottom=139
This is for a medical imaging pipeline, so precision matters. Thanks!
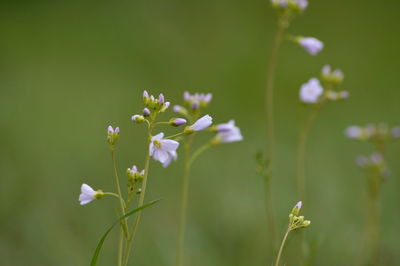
left=1, top=0, right=400, bottom=265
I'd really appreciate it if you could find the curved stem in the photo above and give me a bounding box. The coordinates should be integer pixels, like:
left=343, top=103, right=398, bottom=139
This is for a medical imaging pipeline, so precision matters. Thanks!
left=188, top=142, right=212, bottom=167
left=176, top=135, right=195, bottom=266
left=296, top=103, right=322, bottom=201
left=263, top=14, right=289, bottom=251
left=275, top=228, right=290, bottom=266
left=123, top=124, right=154, bottom=266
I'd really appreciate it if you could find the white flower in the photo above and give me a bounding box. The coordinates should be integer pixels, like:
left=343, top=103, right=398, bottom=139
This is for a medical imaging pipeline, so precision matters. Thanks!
left=190, top=115, right=213, bottom=131
left=299, top=37, right=324, bottom=55
left=295, top=0, right=308, bottom=10
left=149, top=133, right=179, bottom=167
left=299, top=78, right=323, bottom=103
left=215, top=120, right=243, bottom=143
left=79, top=184, right=102, bottom=205
left=345, top=126, right=362, bottom=139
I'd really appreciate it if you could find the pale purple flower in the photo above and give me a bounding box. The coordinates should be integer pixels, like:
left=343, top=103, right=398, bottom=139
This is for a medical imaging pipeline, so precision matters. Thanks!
left=79, top=184, right=99, bottom=205
left=215, top=120, right=243, bottom=143
left=345, top=126, right=362, bottom=139
left=190, top=115, right=213, bottom=131
left=299, top=78, right=323, bottom=103
left=299, top=37, right=324, bottom=55
left=149, top=133, right=179, bottom=167
left=108, top=126, right=120, bottom=134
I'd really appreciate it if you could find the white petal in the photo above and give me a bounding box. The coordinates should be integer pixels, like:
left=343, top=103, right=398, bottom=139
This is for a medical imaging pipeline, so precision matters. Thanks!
left=151, top=132, right=164, bottom=141
left=191, top=115, right=213, bottom=131
left=153, top=149, right=169, bottom=163
left=161, top=139, right=179, bottom=152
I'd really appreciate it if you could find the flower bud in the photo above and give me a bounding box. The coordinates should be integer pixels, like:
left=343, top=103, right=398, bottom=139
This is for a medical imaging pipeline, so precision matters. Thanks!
left=107, top=125, right=120, bottom=145
left=291, top=201, right=302, bottom=216
left=143, top=108, right=151, bottom=117
left=132, top=115, right=145, bottom=123
left=170, top=118, right=187, bottom=127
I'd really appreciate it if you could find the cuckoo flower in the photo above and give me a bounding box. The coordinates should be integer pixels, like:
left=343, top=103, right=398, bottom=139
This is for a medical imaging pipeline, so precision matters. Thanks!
left=149, top=133, right=179, bottom=167
left=79, top=184, right=103, bottom=205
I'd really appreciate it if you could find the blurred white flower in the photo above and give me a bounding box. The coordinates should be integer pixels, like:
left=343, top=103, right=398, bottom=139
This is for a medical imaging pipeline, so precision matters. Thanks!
left=345, top=126, right=362, bottom=139
left=299, top=78, right=323, bottom=103
left=215, top=120, right=243, bottom=143
left=299, top=37, right=324, bottom=55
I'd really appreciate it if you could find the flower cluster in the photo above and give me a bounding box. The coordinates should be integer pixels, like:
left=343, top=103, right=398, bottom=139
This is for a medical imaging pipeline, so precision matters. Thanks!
left=107, top=126, right=120, bottom=146
left=299, top=65, right=350, bottom=104
left=345, top=124, right=400, bottom=142
left=356, top=153, right=389, bottom=178
left=288, top=201, right=311, bottom=231
left=271, top=0, right=308, bottom=13
left=173, top=91, right=212, bottom=118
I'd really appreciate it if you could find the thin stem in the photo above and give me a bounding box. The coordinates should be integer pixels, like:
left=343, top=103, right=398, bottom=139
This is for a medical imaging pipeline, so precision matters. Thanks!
left=188, top=142, right=212, bottom=167
left=104, top=192, right=123, bottom=199
left=111, top=149, right=129, bottom=237
left=264, top=14, right=289, bottom=250
left=176, top=135, right=195, bottom=266
left=165, top=131, right=185, bottom=139
left=296, top=103, right=322, bottom=201
left=367, top=175, right=381, bottom=265
left=118, top=228, right=124, bottom=266
left=123, top=124, right=154, bottom=266
left=275, top=228, right=290, bottom=266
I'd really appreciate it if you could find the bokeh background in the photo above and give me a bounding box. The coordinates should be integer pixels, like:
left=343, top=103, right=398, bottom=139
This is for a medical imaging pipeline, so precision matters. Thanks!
left=1, top=0, right=400, bottom=265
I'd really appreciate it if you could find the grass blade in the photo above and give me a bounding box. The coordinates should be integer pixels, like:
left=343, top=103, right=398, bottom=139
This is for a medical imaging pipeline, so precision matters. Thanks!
left=90, top=199, right=161, bottom=266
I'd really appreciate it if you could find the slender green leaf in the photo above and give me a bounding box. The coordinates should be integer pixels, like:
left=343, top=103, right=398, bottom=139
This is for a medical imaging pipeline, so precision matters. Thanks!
left=90, top=199, right=161, bottom=266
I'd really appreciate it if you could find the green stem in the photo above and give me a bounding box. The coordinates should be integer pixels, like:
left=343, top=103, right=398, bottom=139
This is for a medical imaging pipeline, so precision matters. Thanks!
left=123, top=124, right=154, bottom=266
left=176, top=135, right=195, bottom=266
left=275, top=228, right=290, bottom=266
left=188, top=142, right=212, bottom=167
left=296, top=103, right=322, bottom=201
left=264, top=14, right=289, bottom=250
left=165, top=131, right=185, bottom=139
left=118, top=228, right=124, bottom=266
left=367, top=176, right=381, bottom=265
left=111, top=148, right=129, bottom=262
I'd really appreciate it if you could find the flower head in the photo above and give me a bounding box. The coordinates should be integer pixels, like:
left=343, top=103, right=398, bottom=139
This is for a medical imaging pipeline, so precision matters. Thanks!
left=299, top=78, right=323, bottom=103
left=299, top=37, right=324, bottom=56
left=288, top=201, right=310, bottom=230
left=213, top=120, right=243, bottom=144
left=127, top=165, right=145, bottom=181
left=321, top=64, right=344, bottom=85
left=142, top=90, right=170, bottom=113
left=107, top=126, right=120, bottom=145
left=183, top=91, right=213, bottom=110
left=185, top=115, right=213, bottom=134
left=79, top=184, right=103, bottom=205
left=149, top=133, right=179, bottom=167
